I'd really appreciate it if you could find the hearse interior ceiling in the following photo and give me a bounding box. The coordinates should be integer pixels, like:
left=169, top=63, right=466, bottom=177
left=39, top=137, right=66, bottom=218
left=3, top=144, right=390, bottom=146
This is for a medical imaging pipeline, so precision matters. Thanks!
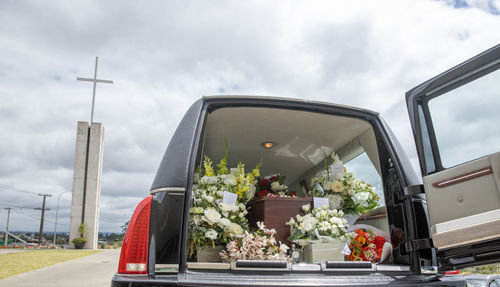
left=202, top=107, right=379, bottom=185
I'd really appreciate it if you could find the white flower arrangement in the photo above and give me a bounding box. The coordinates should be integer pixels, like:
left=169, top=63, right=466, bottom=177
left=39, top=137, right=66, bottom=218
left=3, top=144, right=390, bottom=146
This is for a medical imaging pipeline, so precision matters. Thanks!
left=287, top=205, right=350, bottom=246
left=310, top=152, right=379, bottom=214
left=220, top=221, right=290, bottom=262
left=188, top=141, right=261, bottom=255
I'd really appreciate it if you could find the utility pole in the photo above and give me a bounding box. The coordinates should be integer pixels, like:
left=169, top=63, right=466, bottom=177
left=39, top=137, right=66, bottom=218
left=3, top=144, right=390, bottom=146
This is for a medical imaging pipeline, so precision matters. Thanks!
left=53, top=191, right=69, bottom=247
left=36, top=193, right=51, bottom=244
left=4, top=208, right=10, bottom=247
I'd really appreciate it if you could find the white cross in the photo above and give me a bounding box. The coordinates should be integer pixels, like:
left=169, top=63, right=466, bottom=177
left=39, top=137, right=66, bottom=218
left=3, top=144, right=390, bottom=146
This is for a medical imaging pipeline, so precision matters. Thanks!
left=77, top=56, right=113, bottom=124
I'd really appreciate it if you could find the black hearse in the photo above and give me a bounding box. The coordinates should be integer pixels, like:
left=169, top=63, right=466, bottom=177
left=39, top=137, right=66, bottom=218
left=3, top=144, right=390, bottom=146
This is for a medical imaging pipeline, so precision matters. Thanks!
left=112, top=45, right=500, bottom=286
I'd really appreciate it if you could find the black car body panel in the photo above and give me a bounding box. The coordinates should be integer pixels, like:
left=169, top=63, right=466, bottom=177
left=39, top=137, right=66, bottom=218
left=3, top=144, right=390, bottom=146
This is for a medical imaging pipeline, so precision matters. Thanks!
left=112, top=273, right=467, bottom=287
left=112, top=45, right=500, bottom=286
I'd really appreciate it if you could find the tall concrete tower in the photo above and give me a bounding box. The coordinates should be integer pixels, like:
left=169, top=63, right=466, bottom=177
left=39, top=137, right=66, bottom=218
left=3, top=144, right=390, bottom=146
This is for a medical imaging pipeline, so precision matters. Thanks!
left=69, top=121, right=104, bottom=249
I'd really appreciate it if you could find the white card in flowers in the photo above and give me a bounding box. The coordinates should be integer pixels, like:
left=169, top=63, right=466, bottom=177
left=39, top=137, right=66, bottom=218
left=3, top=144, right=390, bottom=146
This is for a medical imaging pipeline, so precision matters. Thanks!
left=223, top=191, right=238, bottom=206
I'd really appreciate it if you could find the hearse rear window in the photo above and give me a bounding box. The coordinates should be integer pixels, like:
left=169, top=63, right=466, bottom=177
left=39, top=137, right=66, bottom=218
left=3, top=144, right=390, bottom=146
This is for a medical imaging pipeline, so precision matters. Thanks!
left=186, top=106, right=392, bottom=271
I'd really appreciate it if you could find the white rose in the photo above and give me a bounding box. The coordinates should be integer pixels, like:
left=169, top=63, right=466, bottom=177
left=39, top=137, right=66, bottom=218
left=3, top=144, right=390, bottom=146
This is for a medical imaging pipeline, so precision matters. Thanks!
left=219, top=218, right=231, bottom=227
left=219, top=203, right=232, bottom=212
left=228, top=223, right=243, bottom=236
left=238, top=203, right=246, bottom=210
left=203, top=208, right=221, bottom=225
left=327, top=194, right=343, bottom=210
left=324, top=181, right=333, bottom=191
left=202, top=195, right=214, bottom=203
left=271, top=182, right=288, bottom=191
left=318, top=221, right=331, bottom=231
left=205, top=229, right=218, bottom=240
left=247, top=184, right=256, bottom=199
left=271, top=181, right=280, bottom=191
left=223, top=175, right=237, bottom=186
left=353, top=192, right=371, bottom=207
left=302, top=216, right=317, bottom=231
left=302, top=222, right=315, bottom=232
left=329, top=217, right=342, bottom=225
left=199, top=176, right=209, bottom=184
left=287, top=218, right=296, bottom=225
left=302, top=204, right=311, bottom=212
left=216, top=190, right=224, bottom=198
left=200, top=176, right=217, bottom=185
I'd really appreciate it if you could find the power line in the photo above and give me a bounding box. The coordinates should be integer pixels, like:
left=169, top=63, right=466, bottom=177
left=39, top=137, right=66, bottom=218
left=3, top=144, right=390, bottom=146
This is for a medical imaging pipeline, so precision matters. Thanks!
left=0, top=202, right=38, bottom=209
left=9, top=209, right=69, bottom=227
left=0, top=183, right=40, bottom=196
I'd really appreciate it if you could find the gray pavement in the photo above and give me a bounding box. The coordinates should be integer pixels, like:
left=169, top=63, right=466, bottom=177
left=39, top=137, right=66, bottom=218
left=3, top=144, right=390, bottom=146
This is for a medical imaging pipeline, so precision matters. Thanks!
left=0, top=249, right=120, bottom=287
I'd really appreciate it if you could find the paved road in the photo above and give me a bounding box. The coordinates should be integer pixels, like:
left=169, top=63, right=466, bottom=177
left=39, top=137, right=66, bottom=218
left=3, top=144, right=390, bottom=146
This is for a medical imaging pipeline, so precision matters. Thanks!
left=0, top=249, right=120, bottom=287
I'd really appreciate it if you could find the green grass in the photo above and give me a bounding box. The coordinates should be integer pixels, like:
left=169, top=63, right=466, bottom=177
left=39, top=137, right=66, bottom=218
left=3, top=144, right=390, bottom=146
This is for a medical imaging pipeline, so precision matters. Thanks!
left=462, top=264, right=500, bottom=274
left=0, top=250, right=101, bottom=279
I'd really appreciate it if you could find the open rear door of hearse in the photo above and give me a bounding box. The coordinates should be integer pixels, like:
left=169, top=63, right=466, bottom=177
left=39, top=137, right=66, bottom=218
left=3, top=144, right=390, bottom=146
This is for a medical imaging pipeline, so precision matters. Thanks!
left=406, top=44, right=500, bottom=270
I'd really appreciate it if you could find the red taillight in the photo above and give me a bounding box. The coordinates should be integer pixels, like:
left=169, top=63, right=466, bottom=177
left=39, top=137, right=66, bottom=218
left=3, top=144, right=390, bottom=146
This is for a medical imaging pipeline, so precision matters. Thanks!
left=444, top=270, right=460, bottom=275
left=118, top=195, right=152, bottom=274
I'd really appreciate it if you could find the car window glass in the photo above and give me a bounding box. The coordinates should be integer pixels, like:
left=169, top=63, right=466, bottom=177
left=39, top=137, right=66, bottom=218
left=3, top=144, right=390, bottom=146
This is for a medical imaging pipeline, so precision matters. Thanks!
left=427, top=69, right=500, bottom=168
left=344, top=152, right=384, bottom=206
left=490, top=280, right=500, bottom=287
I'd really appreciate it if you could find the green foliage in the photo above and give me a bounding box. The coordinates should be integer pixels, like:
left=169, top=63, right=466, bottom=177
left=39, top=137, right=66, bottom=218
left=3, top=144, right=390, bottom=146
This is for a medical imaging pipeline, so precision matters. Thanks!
left=121, top=221, right=129, bottom=234
left=78, top=223, right=88, bottom=237
left=216, top=139, right=230, bottom=175
left=462, top=264, right=500, bottom=274
left=71, top=237, right=87, bottom=245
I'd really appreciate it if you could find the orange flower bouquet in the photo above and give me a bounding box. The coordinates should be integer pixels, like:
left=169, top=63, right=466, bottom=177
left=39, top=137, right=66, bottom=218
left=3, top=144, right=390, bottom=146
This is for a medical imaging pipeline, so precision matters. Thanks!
left=346, top=228, right=387, bottom=262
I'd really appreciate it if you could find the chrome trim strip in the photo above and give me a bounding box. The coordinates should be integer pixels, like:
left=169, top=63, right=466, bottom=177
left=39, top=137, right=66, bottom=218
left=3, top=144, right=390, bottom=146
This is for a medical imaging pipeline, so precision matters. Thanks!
left=434, top=208, right=500, bottom=234
left=433, top=167, right=492, bottom=188
left=321, top=262, right=376, bottom=272
left=376, top=265, right=411, bottom=272
left=425, top=58, right=500, bottom=96
left=155, top=264, right=179, bottom=273
left=230, top=261, right=291, bottom=271
left=187, top=262, right=230, bottom=270
left=150, top=187, right=185, bottom=194
left=420, top=266, right=438, bottom=274
left=291, top=263, right=321, bottom=271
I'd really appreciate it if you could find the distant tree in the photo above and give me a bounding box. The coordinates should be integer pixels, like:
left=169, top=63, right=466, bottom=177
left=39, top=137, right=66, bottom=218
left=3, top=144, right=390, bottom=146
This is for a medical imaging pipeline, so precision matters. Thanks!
left=121, top=220, right=129, bottom=234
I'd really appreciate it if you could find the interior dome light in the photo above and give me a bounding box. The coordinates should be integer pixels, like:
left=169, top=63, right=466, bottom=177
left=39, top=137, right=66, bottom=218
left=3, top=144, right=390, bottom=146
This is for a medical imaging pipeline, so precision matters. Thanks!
left=261, top=141, right=276, bottom=149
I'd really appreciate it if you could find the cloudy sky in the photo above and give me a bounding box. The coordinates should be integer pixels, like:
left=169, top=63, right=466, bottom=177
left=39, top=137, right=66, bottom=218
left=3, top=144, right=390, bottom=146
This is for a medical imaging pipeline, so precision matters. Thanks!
left=0, top=0, right=499, bottom=233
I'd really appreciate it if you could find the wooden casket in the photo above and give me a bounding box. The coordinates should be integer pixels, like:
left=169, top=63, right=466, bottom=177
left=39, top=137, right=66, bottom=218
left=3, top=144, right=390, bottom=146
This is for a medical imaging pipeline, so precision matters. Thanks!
left=246, top=197, right=313, bottom=246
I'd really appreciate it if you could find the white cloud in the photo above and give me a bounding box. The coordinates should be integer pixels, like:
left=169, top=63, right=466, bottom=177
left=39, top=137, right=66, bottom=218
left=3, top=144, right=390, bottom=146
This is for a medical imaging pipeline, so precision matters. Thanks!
left=0, top=0, right=499, bottom=232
